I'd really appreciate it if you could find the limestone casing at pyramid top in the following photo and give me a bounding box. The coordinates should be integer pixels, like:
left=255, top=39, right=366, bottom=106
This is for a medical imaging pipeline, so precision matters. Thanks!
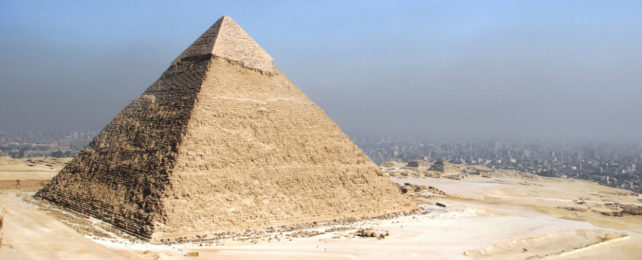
left=171, top=16, right=275, bottom=73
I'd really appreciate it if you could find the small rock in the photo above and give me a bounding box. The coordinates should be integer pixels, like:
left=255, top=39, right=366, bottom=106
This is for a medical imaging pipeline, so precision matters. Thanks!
left=356, top=228, right=389, bottom=239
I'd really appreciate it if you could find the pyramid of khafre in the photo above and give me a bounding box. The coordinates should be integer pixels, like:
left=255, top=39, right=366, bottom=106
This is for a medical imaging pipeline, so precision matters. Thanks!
left=36, top=16, right=415, bottom=241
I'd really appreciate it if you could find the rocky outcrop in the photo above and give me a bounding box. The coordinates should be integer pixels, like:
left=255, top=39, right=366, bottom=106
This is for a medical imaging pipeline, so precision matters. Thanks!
left=428, top=158, right=457, bottom=174
left=406, top=160, right=430, bottom=168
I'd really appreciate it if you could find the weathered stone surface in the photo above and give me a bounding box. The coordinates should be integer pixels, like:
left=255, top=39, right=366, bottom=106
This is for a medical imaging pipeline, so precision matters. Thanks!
left=36, top=54, right=211, bottom=237
left=36, top=16, right=415, bottom=241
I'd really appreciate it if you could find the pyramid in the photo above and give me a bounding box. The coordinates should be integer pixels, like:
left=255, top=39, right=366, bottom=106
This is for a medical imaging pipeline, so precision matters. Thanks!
left=36, top=16, right=415, bottom=241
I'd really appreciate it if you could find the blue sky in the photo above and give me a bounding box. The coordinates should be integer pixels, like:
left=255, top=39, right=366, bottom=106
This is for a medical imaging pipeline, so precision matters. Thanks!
left=1, top=1, right=642, bottom=141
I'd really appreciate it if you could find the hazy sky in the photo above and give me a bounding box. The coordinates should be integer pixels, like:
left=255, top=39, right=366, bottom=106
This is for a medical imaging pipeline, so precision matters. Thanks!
left=1, top=1, right=641, bottom=141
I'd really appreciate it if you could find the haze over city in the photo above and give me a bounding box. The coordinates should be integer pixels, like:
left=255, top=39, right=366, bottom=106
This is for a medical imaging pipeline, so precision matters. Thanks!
left=1, top=0, right=641, bottom=142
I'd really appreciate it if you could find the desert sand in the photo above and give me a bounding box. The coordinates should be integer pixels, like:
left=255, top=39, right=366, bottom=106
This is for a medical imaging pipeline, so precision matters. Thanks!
left=0, top=157, right=70, bottom=190
left=1, top=159, right=640, bottom=259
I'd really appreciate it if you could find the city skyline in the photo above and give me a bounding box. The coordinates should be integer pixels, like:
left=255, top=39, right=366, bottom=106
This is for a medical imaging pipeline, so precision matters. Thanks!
left=3, top=129, right=641, bottom=193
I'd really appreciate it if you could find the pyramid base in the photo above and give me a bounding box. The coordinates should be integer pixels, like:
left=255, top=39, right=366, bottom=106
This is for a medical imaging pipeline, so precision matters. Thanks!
left=149, top=206, right=420, bottom=243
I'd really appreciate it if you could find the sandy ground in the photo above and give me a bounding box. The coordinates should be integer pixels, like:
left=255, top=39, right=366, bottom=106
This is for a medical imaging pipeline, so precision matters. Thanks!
left=0, top=191, right=137, bottom=259
left=0, top=157, right=69, bottom=180
left=1, top=163, right=641, bottom=259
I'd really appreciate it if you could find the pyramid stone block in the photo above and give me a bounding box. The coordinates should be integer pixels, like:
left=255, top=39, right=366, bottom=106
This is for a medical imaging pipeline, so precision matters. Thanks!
left=36, top=16, right=415, bottom=241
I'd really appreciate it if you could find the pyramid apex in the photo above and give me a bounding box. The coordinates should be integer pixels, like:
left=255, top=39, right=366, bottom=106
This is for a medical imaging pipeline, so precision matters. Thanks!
left=216, top=15, right=231, bottom=23
left=172, top=16, right=274, bottom=73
